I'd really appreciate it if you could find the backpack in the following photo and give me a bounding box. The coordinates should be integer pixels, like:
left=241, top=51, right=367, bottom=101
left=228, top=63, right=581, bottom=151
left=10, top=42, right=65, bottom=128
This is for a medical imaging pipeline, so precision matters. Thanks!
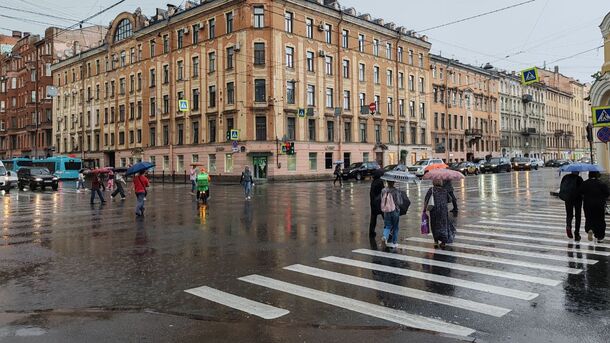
left=381, top=191, right=396, bottom=213
left=559, top=175, right=578, bottom=201
left=398, top=190, right=411, bottom=216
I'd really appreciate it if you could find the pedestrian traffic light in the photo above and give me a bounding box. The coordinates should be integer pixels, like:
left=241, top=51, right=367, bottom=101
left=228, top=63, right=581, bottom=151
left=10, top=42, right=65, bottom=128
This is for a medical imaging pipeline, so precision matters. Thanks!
left=289, top=142, right=295, bottom=155
left=586, top=123, right=594, bottom=143
left=226, top=130, right=231, bottom=141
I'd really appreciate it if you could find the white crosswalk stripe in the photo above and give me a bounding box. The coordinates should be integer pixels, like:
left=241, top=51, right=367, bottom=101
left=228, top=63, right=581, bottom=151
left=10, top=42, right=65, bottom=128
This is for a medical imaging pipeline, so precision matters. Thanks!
left=238, top=274, right=477, bottom=337
left=464, top=224, right=567, bottom=237
left=478, top=220, right=561, bottom=230
left=321, top=256, right=539, bottom=300
left=464, top=225, right=610, bottom=248
left=284, top=264, right=512, bottom=317
left=459, top=230, right=610, bottom=251
left=353, top=249, right=561, bottom=286
left=405, top=238, right=598, bottom=264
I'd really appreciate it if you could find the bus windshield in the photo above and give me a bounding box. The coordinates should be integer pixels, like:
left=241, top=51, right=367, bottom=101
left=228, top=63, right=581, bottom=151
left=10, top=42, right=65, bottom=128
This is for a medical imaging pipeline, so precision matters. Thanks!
left=16, top=160, right=33, bottom=167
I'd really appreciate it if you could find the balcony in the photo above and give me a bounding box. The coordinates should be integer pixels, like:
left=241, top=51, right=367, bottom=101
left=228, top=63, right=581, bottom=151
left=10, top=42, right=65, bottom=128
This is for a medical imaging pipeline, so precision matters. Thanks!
left=564, top=131, right=573, bottom=137
left=554, top=130, right=564, bottom=137
left=465, top=129, right=483, bottom=138
left=521, top=128, right=536, bottom=136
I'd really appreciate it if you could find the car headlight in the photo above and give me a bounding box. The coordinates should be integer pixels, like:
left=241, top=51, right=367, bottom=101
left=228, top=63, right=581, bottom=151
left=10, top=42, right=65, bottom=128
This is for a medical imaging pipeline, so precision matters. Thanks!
left=53, top=177, right=59, bottom=181
left=34, top=178, right=43, bottom=182
left=491, top=164, right=497, bottom=167
left=525, top=163, right=530, bottom=166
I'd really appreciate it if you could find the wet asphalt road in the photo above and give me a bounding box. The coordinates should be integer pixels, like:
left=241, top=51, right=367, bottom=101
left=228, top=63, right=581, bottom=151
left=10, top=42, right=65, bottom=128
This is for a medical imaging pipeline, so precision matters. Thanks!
left=1, top=169, right=609, bottom=343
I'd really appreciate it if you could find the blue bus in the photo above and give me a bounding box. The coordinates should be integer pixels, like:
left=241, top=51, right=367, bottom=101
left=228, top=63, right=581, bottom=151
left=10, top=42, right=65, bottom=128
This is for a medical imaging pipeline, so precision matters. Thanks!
left=1, top=158, right=33, bottom=172
left=32, top=156, right=82, bottom=180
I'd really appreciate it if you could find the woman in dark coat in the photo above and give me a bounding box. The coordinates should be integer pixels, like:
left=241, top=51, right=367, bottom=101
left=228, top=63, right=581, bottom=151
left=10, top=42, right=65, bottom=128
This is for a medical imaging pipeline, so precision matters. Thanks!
left=579, top=171, right=610, bottom=243
left=424, top=179, right=455, bottom=248
left=369, top=169, right=385, bottom=237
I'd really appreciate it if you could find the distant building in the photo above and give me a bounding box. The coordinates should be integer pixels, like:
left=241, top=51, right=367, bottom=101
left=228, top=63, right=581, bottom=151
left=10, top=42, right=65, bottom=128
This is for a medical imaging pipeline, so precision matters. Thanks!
left=590, top=12, right=610, bottom=169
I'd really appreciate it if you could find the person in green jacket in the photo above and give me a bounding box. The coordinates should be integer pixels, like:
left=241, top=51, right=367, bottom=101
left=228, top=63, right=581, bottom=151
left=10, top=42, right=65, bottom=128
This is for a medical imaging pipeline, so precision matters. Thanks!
left=196, top=168, right=211, bottom=204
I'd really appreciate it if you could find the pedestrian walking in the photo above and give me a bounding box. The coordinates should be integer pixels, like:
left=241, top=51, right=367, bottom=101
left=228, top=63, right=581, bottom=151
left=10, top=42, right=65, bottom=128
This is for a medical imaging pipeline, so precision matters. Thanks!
left=76, top=170, right=86, bottom=192
left=424, top=179, right=456, bottom=248
left=90, top=173, right=105, bottom=204
left=190, top=166, right=197, bottom=195
left=333, top=164, right=343, bottom=186
left=369, top=169, right=385, bottom=237
left=380, top=179, right=403, bottom=248
left=579, top=171, right=610, bottom=243
left=559, top=171, right=584, bottom=240
left=111, top=172, right=127, bottom=200
left=107, top=171, right=115, bottom=191
left=240, top=166, right=254, bottom=200
left=133, top=171, right=150, bottom=216
left=196, top=168, right=211, bottom=204
left=443, top=180, right=458, bottom=213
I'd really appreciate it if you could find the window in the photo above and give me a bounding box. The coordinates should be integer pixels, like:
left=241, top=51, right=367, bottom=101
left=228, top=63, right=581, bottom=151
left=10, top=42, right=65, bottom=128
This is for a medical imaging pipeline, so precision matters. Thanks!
left=163, top=95, right=169, bottom=114
left=342, top=29, right=349, bottom=48
left=325, top=153, right=333, bottom=169
left=359, top=93, right=366, bottom=108
left=309, top=153, right=317, bottom=170
left=226, top=12, right=234, bottom=33
left=192, top=24, right=200, bottom=44
left=344, top=122, right=352, bottom=142
left=286, top=81, right=295, bottom=104
left=306, top=18, right=313, bottom=38
left=192, top=89, right=200, bottom=110
left=308, top=119, right=316, bottom=141
left=387, top=70, right=393, bottom=86
left=137, top=73, right=142, bottom=90
left=163, top=34, right=169, bottom=53
left=226, top=82, right=235, bottom=104
left=307, top=85, right=315, bottom=106
left=306, top=51, right=314, bottom=72
left=285, top=46, right=294, bottom=68
left=325, top=88, right=334, bottom=108
left=386, top=43, right=392, bottom=59
left=359, top=123, right=367, bottom=143
left=284, top=11, right=293, bottom=32
left=226, top=47, right=234, bottom=69
left=114, top=19, right=132, bottom=42
left=177, top=60, right=184, bottom=80
left=419, top=77, right=425, bottom=93
left=342, top=60, right=350, bottom=78
left=358, top=34, right=365, bottom=52
left=150, top=97, right=156, bottom=117
left=177, top=124, right=184, bottom=145
left=287, top=155, right=297, bottom=171
left=420, top=102, right=426, bottom=119
left=373, top=39, right=379, bottom=56
left=327, top=121, right=335, bottom=142
left=225, top=154, right=234, bottom=173
left=373, top=66, right=380, bottom=84
left=149, top=127, right=156, bottom=146
left=149, top=68, right=156, bottom=87
left=400, top=125, right=405, bottom=144
left=209, top=119, right=217, bottom=142
left=408, top=49, right=413, bottom=65
left=387, top=97, right=393, bottom=115
left=137, top=101, right=142, bottom=119
left=253, top=6, right=264, bottom=28
left=375, top=124, right=381, bottom=143
left=192, top=122, right=199, bottom=144
left=388, top=125, right=395, bottom=144
left=177, top=29, right=184, bottom=49
left=192, top=56, right=199, bottom=77
left=163, top=125, right=169, bottom=145
left=255, top=79, right=266, bottom=102
left=129, top=102, right=135, bottom=120
left=343, top=91, right=350, bottom=110
left=208, top=18, right=216, bottom=39
left=254, top=43, right=265, bottom=65
left=324, top=24, right=332, bottom=43
left=256, top=116, right=267, bottom=140
left=359, top=63, right=365, bottom=81
left=399, top=99, right=405, bottom=117
left=409, top=100, right=415, bottom=117
left=162, top=64, right=169, bottom=83
left=208, top=52, right=216, bottom=72
left=325, top=56, right=333, bottom=75
left=398, top=46, right=403, bottom=62
left=209, top=85, right=217, bottom=107
left=418, top=53, right=424, bottom=67
left=287, top=117, right=296, bottom=140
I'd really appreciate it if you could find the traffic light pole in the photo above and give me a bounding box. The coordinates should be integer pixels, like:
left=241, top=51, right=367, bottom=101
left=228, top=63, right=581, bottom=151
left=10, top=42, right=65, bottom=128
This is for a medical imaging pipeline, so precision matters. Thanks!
left=587, top=123, right=594, bottom=164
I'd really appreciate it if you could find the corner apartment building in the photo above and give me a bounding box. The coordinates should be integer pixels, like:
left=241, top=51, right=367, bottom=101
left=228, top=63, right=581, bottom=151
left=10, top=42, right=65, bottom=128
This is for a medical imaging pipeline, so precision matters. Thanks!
left=52, top=0, right=432, bottom=180
left=429, top=54, right=500, bottom=163
left=591, top=12, right=610, bottom=169
left=498, top=71, right=545, bottom=159
left=0, top=27, right=105, bottom=159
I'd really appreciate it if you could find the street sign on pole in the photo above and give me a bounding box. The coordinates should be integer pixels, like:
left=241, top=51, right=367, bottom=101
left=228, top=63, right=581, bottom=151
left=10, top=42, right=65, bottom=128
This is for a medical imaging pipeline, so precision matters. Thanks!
left=298, top=108, right=305, bottom=117
left=178, top=100, right=189, bottom=112
left=369, top=102, right=376, bottom=114
left=597, top=127, right=610, bottom=143
left=520, top=67, right=539, bottom=85
left=231, top=140, right=239, bottom=152
left=230, top=129, right=239, bottom=141
left=592, top=106, right=610, bottom=127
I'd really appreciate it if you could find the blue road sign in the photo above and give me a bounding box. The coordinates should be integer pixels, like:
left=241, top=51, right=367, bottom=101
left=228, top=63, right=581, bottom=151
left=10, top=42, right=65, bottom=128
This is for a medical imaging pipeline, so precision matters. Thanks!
left=230, top=129, right=239, bottom=141
left=298, top=108, right=305, bottom=117
left=520, top=67, right=539, bottom=85
left=178, top=100, right=189, bottom=112
left=592, top=106, right=610, bottom=127
left=597, top=127, right=610, bottom=143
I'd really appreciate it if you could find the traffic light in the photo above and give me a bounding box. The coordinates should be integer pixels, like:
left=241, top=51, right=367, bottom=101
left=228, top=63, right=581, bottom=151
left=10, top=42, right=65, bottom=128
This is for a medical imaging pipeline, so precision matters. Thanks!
left=226, top=130, right=231, bottom=141
left=283, top=142, right=295, bottom=155
left=289, top=142, right=295, bottom=155
left=586, top=123, right=594, bottom=143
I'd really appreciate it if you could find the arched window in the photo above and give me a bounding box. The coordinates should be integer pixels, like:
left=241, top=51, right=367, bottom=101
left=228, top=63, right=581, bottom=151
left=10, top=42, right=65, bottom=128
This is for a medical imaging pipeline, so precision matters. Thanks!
left=114, top=19, right=132, bottom=43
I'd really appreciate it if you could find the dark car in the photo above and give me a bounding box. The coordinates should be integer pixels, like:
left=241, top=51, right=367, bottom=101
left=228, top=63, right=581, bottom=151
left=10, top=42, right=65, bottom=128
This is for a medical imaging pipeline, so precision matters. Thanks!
left=18, top=167, right=59, bottom=191
left=545, top=159, right=571, bottom=168
left=511, top=157, right=537, bottom=171
left=450, top=162, right=479, bottom=175
left=342, top=161, right=381, bottom=180
left=383, top=164, right=407, bottom=172
left=479, top=157, right=511, bottom=173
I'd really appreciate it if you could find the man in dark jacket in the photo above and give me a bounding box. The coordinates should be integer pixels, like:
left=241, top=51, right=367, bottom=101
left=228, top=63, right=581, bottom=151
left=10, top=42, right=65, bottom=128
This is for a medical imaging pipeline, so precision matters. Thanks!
left=579, top=171, right=610, bottom=243
left=559, top=171, right=583, bottom=240
left=369, top=169, right=385, bottom=237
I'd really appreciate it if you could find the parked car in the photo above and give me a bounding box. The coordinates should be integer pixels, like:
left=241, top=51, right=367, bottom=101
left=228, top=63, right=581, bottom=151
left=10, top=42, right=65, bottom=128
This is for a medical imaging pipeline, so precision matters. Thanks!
left=450, top=161, right=479, bottom=175
left=383, top=164, right=407, bottom=172
left=545, top=159, right=572, bottom=168
left=479, top=157, right=512, bottom=173
left=531, top=158, right=545, bottom=168
left=407, top=158, right=445, bottom=177
left=511, top=157, right=538, bottom=171
left=17, top=167, right=59, bottom=191
left=342, top=161, right=381, bottom=180
left=0, top=161, right=18, bottom=193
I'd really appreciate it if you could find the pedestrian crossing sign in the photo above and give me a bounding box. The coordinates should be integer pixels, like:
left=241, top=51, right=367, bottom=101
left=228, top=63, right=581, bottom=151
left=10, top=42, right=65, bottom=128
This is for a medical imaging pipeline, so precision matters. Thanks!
left=178, top=100, right=189, bottom=112
left=230, top=129, right=239, bottom=141
left=592, top=106, right=610, bottom=127
left=520, top=67, right=539, bottom=85
left=298, top=108, right=305, bottom=117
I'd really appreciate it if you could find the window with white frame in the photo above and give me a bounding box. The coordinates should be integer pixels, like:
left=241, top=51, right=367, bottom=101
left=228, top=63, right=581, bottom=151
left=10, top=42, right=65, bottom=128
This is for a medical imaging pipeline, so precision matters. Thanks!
left=325, top=88, right=333, bottom=108
left=306, top=51, right=314, bottom=72
left=358, top=34, right=365, bottom=52
left=284, top=11, right=293, bottom=33
left=358, top=63, right=365, bottom=81
left=285, top=46, right=294, bottom=68
left=343, top=90, right=350, bottom=110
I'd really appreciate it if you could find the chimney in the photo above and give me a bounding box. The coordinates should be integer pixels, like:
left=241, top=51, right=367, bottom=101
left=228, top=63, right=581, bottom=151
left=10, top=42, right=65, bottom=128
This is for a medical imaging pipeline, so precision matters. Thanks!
left=11, top=31, right=22, bottom=38
left=554, top=66, right=559, bottom=74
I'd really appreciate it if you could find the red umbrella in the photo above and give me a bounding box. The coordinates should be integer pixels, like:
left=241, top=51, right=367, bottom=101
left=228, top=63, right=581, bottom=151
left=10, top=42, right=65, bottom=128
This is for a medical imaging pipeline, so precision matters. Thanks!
left=89, top=167, right=113, bottom=174
left=422, top=168, right=465, bottom=181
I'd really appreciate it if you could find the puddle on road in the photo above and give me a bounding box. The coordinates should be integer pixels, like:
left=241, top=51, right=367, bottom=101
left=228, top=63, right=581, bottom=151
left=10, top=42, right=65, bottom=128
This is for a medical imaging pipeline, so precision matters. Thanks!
left=0, top=326, right=47, bottom=337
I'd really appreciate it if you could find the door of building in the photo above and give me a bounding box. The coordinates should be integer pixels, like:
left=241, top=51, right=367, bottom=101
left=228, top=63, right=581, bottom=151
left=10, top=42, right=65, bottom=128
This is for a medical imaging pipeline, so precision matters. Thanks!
left=253, top=156, right=268, bottom=179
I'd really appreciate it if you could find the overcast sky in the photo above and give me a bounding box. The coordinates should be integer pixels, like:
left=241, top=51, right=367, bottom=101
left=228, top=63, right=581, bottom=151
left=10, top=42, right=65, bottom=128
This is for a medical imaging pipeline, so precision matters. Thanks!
left=2, top=0, right=608, bottom=83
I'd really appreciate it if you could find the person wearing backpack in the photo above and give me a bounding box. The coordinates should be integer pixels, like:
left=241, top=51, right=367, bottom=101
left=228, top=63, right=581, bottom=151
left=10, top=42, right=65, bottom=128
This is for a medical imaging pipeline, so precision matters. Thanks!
left=559, top=171, right=584, bottom=240
left=380, top=179, right=402, bottom=248
left=240, top=166, right=254, bottom=200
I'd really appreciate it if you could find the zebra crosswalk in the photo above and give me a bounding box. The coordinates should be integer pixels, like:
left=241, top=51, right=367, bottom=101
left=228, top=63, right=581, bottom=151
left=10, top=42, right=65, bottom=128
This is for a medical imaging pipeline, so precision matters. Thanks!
left=184, top=207, right=608, bottom=339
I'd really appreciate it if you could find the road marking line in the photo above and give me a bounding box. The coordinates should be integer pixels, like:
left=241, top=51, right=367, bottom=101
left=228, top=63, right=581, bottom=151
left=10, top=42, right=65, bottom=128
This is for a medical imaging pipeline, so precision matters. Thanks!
left=321, top=256, right=538, bottom=301
left=405, top=237, right=598, bottom=265
left=184, top=286, right=289, bottom=319
left=353, top=249, right=561, bottom=286
left=464, top=224, right=566, bottom=237
left=478, top=220, right=561, bottom=230
left=459, top=229, right=610, bottom=251
left=284, top=264, right=511, bottom=317
left=238, top=274, right=476, bottom=337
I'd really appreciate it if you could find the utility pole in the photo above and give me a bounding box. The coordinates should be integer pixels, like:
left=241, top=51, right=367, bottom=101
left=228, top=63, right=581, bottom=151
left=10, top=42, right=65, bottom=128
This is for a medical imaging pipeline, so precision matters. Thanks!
left=34, top=48, right=39, bottom=159
left=444, top=61, right=451, bottom=163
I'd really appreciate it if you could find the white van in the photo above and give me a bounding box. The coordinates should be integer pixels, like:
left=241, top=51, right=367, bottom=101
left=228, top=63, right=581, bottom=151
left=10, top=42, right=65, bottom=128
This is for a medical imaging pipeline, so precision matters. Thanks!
left=0, top=161, right=18, bottom=193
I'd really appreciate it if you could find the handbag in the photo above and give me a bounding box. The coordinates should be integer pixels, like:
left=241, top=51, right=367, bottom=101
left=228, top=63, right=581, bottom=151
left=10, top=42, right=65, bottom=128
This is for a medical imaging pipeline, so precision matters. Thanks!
left=426, top=188, right=435, bottom=211
left=421, top=211, right=430, bottom=235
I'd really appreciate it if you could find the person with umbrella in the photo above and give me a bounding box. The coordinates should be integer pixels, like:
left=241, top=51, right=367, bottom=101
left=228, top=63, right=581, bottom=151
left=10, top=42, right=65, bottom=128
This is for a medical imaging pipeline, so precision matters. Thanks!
left=578, top=171, right=610, bottom=243
left=369, top=169, right=385, bottom=237
left=423, top=169, right=463, bottom=248
left=333, top=162, right=343, bottom=186
left=380, top=173, right=403, bottom=248
left=126, top=162, right=155, bottom=216
left=559, top=171, right=584, bottom=240
left=90, top=171, right=105, bottom=204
